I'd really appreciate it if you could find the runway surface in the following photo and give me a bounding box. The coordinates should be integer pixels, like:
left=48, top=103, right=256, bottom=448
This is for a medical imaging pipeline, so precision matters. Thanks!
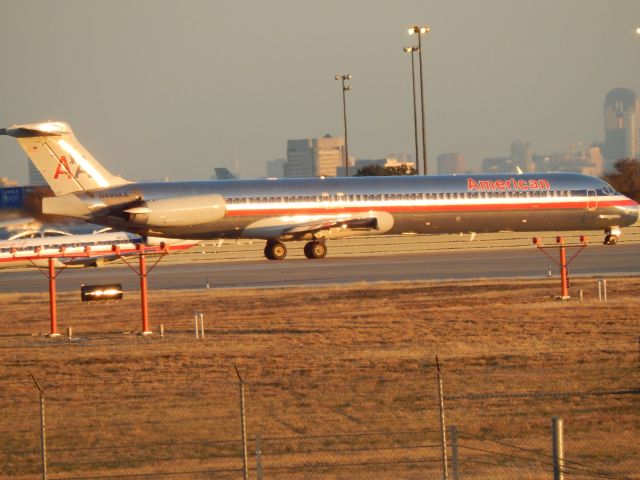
left=0, top=244, right=638, bottom=293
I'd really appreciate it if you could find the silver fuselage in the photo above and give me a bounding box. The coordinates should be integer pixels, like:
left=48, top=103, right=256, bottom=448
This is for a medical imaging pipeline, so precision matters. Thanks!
left=69, top=173, right=638, bottom=240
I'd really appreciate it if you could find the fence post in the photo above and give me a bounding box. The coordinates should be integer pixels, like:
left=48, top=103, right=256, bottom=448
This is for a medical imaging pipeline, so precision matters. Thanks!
left=436, top=356, right=449, bottom=480
left=598, top=280, right=602, bottom=301
left=235, top=366, right=249, bottom=480
left=194, top=313, right=199, bottom=339
left=552, top=416, right=564, bottom=480
left=200, top=312, right=205, bottom=338
left=450, top=425, right=459, bottom=480
left=255, top=435, right=263, bottom=480
left=603, top=279, right=607, bottom=302
left=30, top=374, right=47, bottom=480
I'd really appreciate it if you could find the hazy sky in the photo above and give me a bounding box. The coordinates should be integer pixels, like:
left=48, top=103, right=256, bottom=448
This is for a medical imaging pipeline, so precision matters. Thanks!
left=1, top=1, right=640, bottom=183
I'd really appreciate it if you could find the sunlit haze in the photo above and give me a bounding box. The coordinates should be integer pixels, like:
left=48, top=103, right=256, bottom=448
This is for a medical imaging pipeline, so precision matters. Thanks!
left=1, top=1, right=639, bottom=182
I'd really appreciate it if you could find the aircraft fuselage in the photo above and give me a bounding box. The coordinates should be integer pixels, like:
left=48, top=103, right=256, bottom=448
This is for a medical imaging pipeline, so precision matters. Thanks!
left=49, top=173, right=638, bottom=241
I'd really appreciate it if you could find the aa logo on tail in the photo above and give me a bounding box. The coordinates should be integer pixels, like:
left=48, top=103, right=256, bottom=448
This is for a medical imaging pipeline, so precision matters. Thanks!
left=53, top=155, right=91, bottom=180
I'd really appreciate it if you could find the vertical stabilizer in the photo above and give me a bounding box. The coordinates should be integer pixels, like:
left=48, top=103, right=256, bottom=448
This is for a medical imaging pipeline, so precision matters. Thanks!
left=0, top=121, right=130, bottom=195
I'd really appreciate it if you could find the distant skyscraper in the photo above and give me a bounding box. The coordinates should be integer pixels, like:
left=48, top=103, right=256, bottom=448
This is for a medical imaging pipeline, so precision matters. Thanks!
left=510, top=140, right=534, bottom=172
left=603, top=88, right=639, bottom=163
left=283, top=135, right=344, bottom=178
left=28, top=159, right=47, bottom=186
left=266, top=159, right=286, bottom=178
left=436, top=153, right=466, bottom=174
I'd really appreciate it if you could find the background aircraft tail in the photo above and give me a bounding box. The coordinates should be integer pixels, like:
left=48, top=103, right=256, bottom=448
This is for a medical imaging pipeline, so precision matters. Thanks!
left=0, top=121, right=131, bottom=195
left=213, top=167, right=238, bottom=180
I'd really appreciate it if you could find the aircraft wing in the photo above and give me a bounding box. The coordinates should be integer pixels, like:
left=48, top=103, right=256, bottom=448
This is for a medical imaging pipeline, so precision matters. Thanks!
left=242, top=213, right=388, bottom=242
left=283, top=216, right=379, bottom=236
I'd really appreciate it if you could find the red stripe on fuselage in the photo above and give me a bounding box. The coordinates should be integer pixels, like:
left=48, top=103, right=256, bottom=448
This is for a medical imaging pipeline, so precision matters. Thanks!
left=224, top=199, right=636, bottom=217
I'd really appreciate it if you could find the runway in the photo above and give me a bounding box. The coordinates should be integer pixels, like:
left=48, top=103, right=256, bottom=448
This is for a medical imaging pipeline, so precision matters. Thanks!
left=0, top=243, right=638, bottom=293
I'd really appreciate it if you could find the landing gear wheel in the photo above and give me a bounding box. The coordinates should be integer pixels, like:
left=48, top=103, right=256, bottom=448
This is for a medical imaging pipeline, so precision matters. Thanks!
left=304, top=241, right=327, bottom=259
left=264, top=241, right=287, bottom=260
left=603, top=234, right=618, bottom=246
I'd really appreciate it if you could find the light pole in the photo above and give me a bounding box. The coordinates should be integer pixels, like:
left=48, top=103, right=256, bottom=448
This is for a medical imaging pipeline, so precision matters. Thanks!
left=404, top=46, right=420, bottom=175
left=409, top=25, right=430, bottom=175
left=335, top=74, right=352, bottom=177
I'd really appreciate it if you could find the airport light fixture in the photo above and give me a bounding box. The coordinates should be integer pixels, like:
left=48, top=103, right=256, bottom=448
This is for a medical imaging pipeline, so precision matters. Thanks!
left=408, top=25, right=430, bottom=175
left=404, top=46, right=420, bottom=175
left=636, top=26, right=640, bottom=36
left=335, top=74, right=352, bottom=177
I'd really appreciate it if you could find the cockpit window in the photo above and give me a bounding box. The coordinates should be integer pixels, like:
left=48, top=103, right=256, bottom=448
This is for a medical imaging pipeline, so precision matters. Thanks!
left=601, top=184, right=616, bottom=196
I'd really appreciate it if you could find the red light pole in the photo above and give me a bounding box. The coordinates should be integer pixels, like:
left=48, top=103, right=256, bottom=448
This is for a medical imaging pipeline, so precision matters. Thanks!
left=47, top=258, right=58, bottom=336
left=116, top=242, right=168, bottom=335
left=533, top=236, right=588, bottom=300
left=29, top=251, right=69, bottom=337
left=139, top=247, right=149, bottom=334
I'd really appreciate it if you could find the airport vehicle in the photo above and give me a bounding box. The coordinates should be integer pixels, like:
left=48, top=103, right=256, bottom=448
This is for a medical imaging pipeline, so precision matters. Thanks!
left=1, top=121, right=638, bottom=260
left=0, top=228, right=197, bottom=268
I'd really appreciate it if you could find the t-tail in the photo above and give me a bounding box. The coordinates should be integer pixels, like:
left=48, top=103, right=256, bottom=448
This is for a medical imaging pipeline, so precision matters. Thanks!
left=0, top=121, right=131, bottom=195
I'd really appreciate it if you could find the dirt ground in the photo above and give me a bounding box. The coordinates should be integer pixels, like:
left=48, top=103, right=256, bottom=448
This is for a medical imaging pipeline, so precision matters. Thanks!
left=0, top=277, right=638, bottom=479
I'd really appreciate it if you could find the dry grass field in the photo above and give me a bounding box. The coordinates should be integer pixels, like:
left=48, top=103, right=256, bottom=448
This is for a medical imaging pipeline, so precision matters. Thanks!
left=0, top=277, right=638, bottom=479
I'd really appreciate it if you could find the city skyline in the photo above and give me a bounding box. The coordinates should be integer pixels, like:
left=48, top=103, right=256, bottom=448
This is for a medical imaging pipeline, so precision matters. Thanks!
left=1, top=1, right=639, bottom=183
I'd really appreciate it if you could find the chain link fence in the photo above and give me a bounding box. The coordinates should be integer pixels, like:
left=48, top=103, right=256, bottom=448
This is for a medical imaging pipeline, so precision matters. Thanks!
left=1, top=337, right=636, bottom=480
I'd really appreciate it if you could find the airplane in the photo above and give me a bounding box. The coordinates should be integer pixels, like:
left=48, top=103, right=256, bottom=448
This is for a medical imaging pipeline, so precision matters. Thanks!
left=1, top=121, right=638, bottom=261
left=0, top=228, right=198, bottom=269
left=212, top=167, right=238, bottom=180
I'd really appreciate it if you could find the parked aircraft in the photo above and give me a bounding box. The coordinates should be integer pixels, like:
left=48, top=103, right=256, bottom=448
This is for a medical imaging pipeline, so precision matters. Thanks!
left=0, top=228, right=197, bottom=268
left=1, top=121, right=638, bottom=260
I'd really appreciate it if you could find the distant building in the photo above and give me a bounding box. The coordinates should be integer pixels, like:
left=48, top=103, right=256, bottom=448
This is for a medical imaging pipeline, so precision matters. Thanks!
left=283, top=135, right=345, bottom=178
left=510, top=140, right=534, bottom=172
left=0, top=176, right=18, bottom=187
left=436, top=153, right=466, bottom=174
left=481, top=157, right=517, bottom=173
left=533, top=145, right=604, bottom=176
left=603, top=88, right=640, bottom=164
left=266, top=159, right=286, bottom=178
left=28, top=159, right=47, bottom=186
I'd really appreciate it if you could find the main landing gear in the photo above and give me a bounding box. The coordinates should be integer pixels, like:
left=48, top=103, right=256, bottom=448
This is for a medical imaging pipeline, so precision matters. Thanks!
left=603, top=227, right=621, bottom=246
left=264, top=240, right=287, bottom=260
left=263, top=240, right=327, bottom=260
left=303, top=240, right=327, bottom=259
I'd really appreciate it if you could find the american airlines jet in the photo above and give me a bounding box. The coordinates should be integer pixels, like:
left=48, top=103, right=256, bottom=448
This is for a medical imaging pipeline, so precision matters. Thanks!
left=1, top=121, right=638, bottom=260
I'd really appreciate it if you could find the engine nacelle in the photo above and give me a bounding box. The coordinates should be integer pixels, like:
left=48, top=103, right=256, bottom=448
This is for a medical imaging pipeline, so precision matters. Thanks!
left=124, top=194, right=226, bottom=227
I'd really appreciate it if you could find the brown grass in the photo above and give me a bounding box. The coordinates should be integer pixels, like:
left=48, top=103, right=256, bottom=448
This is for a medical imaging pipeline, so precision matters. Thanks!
left=0, top=277, right=638, bottom=479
